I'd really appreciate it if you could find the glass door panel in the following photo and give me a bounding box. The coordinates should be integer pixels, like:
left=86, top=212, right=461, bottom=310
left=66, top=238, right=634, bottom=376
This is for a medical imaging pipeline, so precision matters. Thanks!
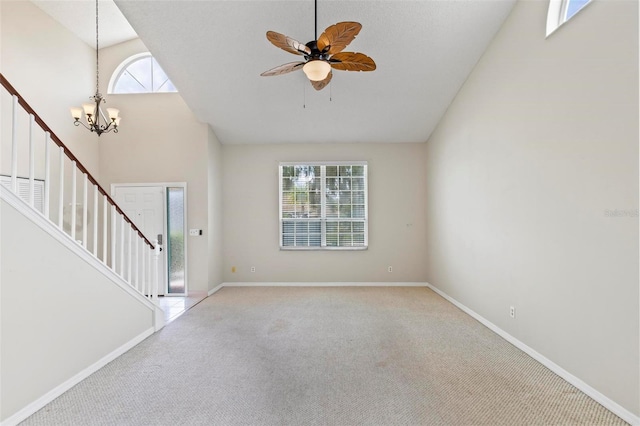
left=167, top=187, right=185, bottom=294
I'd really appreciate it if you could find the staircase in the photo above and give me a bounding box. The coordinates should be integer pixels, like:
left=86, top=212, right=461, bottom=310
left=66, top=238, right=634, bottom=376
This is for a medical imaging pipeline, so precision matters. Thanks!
left=0, top=74, right=165, bottom=426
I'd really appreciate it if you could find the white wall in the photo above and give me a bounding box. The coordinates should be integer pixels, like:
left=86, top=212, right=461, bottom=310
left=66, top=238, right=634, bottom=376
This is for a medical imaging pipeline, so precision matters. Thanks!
left=208, top=126, right=224, bottom=290
left=97, top=39, right=212, bottom=294
left=0, top=198, right=154, bottom=422
left=222, top=143, right=427, bottom=283
left=424, top=0, right=638, bottom=416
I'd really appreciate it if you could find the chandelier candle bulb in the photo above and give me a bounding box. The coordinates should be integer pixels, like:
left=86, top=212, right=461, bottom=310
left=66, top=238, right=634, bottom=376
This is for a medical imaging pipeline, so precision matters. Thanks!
left=82, top=103, right=96, bottom=118
left=106, top=108, right=120, bottom=120
left=70, top=107, right=82, bottom=120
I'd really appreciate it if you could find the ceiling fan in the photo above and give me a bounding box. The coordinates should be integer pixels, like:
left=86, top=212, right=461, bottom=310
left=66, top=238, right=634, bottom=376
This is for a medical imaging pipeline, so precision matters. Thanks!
left=260, top=0, right=376, bottom=91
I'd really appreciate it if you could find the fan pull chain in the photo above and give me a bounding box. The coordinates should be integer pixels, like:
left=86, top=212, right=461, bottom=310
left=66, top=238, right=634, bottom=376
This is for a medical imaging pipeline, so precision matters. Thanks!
left=303, top=80, right=306, bottom=108
left=330, top=81, right=332, bottom=102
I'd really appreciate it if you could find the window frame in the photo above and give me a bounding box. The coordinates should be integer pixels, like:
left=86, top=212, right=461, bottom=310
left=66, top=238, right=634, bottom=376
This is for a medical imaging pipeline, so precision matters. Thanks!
left=279, top=161, right=368, bottom=251
left=546, top=0, right=593, bottom=37
left=107, top=52, right=178, bottom=94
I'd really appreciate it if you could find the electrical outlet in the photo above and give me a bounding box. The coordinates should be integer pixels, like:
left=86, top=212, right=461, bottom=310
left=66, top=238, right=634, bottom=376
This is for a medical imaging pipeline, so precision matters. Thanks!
left=510, top=306, right=516, bottom=318
left=388, top=266, right=393, bottom=273
left=250, top=266, right=256, bottom=273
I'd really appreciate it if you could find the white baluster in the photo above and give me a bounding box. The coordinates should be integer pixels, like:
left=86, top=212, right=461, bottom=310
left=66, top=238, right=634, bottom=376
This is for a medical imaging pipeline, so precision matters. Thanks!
left=135, top=232, right=140, bottom=291
left=28, top=115, right=35, bottom=207
left=93, top=185, right=98, bottom=256
left=147, top=246, right=152, bottom=299
left=127, top=225, right=133, bottom=283
left=44, top=132, right=51, bottom=218
left=142, top=243, right=147, bottom=297
left=11, top=95, right=18, bottom=193
left=103, top=195, right=108, bottom=263
left=57, top=146, right=64, bottom=229
left=111, top=205, right=117, bottom=270
left=82, top=173, right=88, bottom=248
left=120, top=214, right=125, bottom=277
left=70, top=162, right=77, bottom=240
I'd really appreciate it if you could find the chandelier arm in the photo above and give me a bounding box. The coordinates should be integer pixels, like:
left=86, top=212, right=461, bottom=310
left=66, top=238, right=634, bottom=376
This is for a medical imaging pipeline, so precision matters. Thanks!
left=73, top=120, right=92, bottom=131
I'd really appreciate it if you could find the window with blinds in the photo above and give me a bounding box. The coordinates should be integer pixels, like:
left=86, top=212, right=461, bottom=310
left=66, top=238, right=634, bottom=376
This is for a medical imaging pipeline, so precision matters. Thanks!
left=279, top=162, right=368, bottom=250
left=0, top=175, right=45, bottom=213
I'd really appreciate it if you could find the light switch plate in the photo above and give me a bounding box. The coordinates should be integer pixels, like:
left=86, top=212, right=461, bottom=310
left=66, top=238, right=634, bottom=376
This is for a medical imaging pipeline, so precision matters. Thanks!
left=189, top=229, right=202, bottom=236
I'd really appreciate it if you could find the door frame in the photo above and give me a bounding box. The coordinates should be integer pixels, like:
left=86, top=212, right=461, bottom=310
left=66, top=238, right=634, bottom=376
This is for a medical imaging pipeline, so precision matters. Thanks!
left=111, top=182, right=188, bottom=297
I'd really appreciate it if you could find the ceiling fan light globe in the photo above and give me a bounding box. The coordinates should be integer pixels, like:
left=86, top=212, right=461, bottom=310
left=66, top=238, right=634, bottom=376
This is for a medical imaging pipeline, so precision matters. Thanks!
left=303, top=60, right=331, bottom=81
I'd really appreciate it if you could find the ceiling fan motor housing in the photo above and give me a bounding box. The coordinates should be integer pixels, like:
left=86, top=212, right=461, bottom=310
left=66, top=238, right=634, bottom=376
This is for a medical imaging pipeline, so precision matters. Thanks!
left=304, top=40, right=330, bottom=62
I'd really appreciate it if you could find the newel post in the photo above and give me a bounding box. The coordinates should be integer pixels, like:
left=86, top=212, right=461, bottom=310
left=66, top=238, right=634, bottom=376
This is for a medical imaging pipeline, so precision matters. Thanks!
left=153, top=240, right=161, bottom=303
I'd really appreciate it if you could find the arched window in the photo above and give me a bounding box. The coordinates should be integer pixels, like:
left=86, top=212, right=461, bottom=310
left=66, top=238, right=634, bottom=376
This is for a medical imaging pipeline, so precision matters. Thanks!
left=108, top=53, right=177, bottom=94
left=546, top=0, right=592, bottom=37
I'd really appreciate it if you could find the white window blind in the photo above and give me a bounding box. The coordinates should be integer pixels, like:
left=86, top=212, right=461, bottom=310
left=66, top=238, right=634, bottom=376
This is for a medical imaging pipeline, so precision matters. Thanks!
left=1, top=175, right=45, bottom=213
left=279, top=162, right=368, bottom=250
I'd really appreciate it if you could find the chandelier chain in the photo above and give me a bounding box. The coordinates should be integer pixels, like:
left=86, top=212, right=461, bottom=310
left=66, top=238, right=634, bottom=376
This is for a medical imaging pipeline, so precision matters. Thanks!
left=95, top=0, right=100, bottom=95
left=70, top=0, right=119, bottom=136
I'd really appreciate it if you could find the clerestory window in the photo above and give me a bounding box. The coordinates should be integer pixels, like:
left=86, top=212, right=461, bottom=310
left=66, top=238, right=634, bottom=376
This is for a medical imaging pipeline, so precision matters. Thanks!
left=108, top=53, right=177, bottom=94
left=546, top=0, right=593, bottom=37
left=279, top=162, right=368, bottom=250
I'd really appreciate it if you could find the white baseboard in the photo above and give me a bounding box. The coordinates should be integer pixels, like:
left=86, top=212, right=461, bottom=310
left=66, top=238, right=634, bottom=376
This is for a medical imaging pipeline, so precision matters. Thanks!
left=425, top=283, right=640, bottom=426
left=220, top=282, right=428, bottom=287
left=208, top=283, right=225, bottom=296
left=0, top=328, right=155, bottom=426
left=154, top=306, right=166, bottom=332
left=207, top=282, right=427, bottom=296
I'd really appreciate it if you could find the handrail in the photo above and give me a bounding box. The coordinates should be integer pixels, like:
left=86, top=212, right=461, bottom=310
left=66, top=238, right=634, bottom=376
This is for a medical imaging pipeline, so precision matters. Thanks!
left=0, top=73, right=155, bottom=249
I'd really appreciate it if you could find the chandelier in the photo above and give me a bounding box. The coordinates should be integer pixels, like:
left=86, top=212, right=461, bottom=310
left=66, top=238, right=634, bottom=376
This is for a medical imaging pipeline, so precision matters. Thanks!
left=70, top=0, right=120, bottom=136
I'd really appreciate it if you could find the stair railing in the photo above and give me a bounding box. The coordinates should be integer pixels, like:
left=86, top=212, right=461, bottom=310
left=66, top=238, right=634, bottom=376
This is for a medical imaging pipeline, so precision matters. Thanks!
left=1, top=73, right=160, bottom=303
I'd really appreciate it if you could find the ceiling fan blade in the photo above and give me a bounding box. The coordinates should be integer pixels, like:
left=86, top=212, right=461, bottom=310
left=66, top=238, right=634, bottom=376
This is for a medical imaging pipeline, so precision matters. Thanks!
left=310, top=70, right=332, bottom=91
left=317, top=22, right=362, bottom=55
left=266, top=31, right=311, bottom=56
left=330, top=52, right=376, bottom=72
left=261, top=62, right=305, bottom=77
left=287, top=37, right=312, bottom=55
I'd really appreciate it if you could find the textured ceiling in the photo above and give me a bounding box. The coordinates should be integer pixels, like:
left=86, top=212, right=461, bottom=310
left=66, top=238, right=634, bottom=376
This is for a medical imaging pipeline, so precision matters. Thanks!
left=32, top=0, right=137, bottom=48
left=69, top=0, right=516, bottom=145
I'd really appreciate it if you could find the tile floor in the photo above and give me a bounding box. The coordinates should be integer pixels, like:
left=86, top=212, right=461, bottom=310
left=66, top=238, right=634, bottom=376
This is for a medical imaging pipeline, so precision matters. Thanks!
left=157, top=291, right=208, bottom=323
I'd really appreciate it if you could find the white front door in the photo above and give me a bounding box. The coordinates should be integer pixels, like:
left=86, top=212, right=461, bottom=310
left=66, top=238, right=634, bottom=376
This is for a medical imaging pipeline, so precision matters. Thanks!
left=113, top=186, right=167, bottom=296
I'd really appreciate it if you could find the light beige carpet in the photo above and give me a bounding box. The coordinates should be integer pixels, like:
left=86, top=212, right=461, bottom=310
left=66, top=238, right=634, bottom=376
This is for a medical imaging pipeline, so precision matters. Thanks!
left=22, top=287, right=626, bottom=425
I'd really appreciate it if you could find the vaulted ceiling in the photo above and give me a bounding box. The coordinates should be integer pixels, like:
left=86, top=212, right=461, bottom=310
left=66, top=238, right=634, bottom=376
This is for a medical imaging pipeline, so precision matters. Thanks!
left=35, top=0, right=516, bottom=145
